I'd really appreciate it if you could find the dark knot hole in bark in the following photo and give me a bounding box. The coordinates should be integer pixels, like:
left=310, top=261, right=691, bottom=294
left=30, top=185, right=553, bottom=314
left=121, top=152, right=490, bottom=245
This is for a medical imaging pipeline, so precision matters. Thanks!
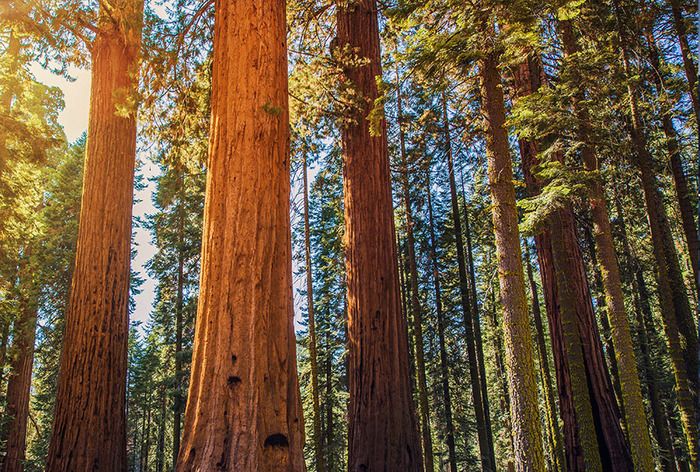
left=231, top=355, right=237, bottom=365
left=264, top=434, right=289, bottom=448
left=227, top=376, right=241, bottom=387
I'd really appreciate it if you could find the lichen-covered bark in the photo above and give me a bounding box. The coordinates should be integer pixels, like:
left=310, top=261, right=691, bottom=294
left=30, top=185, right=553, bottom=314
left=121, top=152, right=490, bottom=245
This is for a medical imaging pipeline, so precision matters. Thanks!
left=336, top=1, right=422, bottom=470
left=514, top=50, right=633, bottom=472
left=556, top=20, right=655, bottom=469
left=45, top=1, right=143, bottom=469
left=175, top=1, right=305, bottom=470
left=479, top=49, right=545, bottom=472
left=611, top=12, right=698, bottom=462
left=523, top=241, right=564, bottom=472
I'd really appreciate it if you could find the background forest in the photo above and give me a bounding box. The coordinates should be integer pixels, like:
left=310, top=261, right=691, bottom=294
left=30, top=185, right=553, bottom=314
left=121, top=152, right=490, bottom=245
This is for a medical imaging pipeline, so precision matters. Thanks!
left=0, top=0, right=698, bottom=471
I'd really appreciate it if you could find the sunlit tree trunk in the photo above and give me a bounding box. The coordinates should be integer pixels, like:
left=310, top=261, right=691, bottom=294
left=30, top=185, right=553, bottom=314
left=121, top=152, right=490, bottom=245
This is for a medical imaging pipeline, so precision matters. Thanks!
left=176, top=1, right=305, bottom=469
left=479, top=48, right=545, bottom=472
left=610, top=10, right=698, bottom=461
left=336, top=1, right=422, bottom=469
left=46, top=1, right=143, bottom=469
left=0, top=27, right=20, bottom=177
left=613, top=190, right=676, bottom=471
left=556, top=20, right=654, bottom=470
left=523, top=240, right=564, bottom=472
left=514, top=51, right=632, bottom=472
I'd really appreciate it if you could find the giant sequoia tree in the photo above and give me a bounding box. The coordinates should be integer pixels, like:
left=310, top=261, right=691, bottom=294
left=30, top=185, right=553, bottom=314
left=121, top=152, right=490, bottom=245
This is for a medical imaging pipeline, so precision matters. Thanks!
left=45, top=0, right=144, bottom=469
left=336, top=1, right=422, bottom=470
left=175, top=1, right=305, bottom=469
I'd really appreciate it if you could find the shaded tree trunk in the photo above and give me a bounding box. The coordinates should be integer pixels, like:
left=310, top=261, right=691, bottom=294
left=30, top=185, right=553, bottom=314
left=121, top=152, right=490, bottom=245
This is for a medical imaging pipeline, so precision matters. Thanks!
left=426, top=176, right=457, bottom=472
left=1, top=263, right=38, bottom=472
left=645, top=31, right=700, bottom=294
left=303, top=154, right=324, bottom=472
left=440, top=92, right=495, bottom=471
left=479, top=48, right=545, bottom=471
left=176, top=2, right=305, bottom=469
left=667, top=0, right=700, bottom=126
left=460, top=174, right=497, bottom=464
left=46, top=1, right=144, bottom=469
left=523, top=240, right=564, bottom=472
left=336, top=1, right=422, bottom=470
left=396, top=67, right=434, bottom=472
left=172, top=172, right=185, bottom=468
left=155, top=388, right=166, bottom=472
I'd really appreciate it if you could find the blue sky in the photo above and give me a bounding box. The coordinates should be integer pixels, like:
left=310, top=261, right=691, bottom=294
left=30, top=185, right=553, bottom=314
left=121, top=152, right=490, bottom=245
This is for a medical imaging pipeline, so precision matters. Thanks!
left=31, top=64, right=159, bottom=326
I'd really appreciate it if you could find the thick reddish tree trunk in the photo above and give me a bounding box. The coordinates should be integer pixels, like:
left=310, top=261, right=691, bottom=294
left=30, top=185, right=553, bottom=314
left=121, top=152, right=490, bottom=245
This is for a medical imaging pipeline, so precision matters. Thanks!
left=175, top=1, right=305, bottom=470
left=336, top=1, right=422, bottom=470
left=45, top=2, right=143, bottom=469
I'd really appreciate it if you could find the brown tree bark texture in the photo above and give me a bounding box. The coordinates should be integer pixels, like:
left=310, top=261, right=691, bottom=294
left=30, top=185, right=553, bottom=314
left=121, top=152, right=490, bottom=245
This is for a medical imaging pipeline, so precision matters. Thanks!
left=337, top=1, right=422, bottom=470
left=176, top=1, right=305, bottom=470
left=1, top=295, right=38, bottom=472
left=45, top=3, right=143, bottom=469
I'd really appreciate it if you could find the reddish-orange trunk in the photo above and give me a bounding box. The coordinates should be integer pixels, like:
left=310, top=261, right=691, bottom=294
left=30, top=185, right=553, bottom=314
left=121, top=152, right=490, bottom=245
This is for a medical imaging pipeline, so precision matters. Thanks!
left=175, top=1, right=305, bottom=470
left=336, top=1, right=422, bottom=470
left=46, top=2, right=143, bottom=469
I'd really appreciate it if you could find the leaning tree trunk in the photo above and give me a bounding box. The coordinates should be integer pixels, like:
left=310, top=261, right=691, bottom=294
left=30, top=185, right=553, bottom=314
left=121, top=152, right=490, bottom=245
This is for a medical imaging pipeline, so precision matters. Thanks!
left=1, top=262, right=38, bottom=472
left=336, top=1, right=422, bottom=470
left=479, top=48, right=545, bottom=472
left=45, top=1, right=143, bottom=469
left=175, top=1, right=305, bottom=470
left=612, top=9, right=698, bottom=462
left=558, top=22, right=655, bottom=466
